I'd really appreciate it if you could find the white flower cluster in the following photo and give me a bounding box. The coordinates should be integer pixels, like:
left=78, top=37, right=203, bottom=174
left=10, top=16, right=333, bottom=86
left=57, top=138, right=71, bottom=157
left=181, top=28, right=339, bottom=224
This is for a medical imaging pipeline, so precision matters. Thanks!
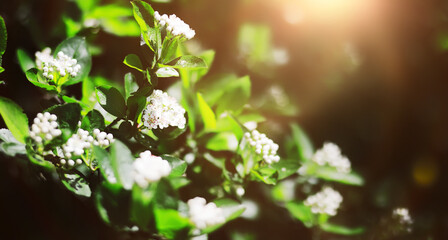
left=59, top=128, right=113, bottom=167
left=188, top=197, right=225, bottom=229
left=133, top=151, right=172, bottom=188
left=30, top=112, right=62, bottom=143
left=243, top=130, right=280, bottom=164
left=154, top=11, right=195, bottom=39
left=35, top=48, right=81, bottom=81
left=304, top=187, right=343, bottom=216
left=311, top=142, right=351, bottom=173
left=393, top=208, right=413, bottom=225
left=93, top=129, right=114, bottom=147
left=142, top=90, right=186, bottom=130
left=62, top=128, right=93, bottom=158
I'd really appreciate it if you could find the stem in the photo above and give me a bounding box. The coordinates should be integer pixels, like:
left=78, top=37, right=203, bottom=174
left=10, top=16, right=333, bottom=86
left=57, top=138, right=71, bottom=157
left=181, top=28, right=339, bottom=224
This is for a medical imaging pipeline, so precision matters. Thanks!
left=106, top=118, right=121, bottom=130
left=312, top=227, right=321, bottom=240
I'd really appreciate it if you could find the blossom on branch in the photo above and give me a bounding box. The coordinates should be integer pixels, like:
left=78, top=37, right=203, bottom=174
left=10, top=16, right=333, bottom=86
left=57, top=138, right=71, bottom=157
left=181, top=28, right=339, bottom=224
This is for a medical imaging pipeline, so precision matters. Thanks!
left=35, top=48, right=81, bottom=81
left=154, top=11, right=195, bottom=39
left=141, top=90, right=186, bottom=130
left=133, top=150, right=172, bottom=188
left=242, top=130, right=280, bottom=164
left=29, top=112, right=62, bottom=143
left=188, top=197, right=225, bottom=230
left=304, top=186, right=343, bottom=216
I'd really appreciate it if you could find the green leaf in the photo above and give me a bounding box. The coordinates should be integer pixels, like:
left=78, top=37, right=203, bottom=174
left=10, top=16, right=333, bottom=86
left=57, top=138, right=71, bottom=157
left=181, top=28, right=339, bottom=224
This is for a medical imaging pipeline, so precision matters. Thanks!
left=290, top=124, right=314, bottom=162
left=271, top=179, right=296, bottom=202
left=286, top=201, right=314, bottom=227
left=60, top=172, right=91, bottom=197
left=169, top=177, right=190, bottom=189
left=271, top=158, right=301, bottom=180
left=202, top=198, right=245, bottom=234
left=154, top=208, right=192, bottom=239
left=0, top=97, right=29, bottom=143
left=96, top=181, right=133, bottom=227
left=25, top=68, right=58, bottom=92
left=62, top=16, right=81, bottom=37
left=93, top=146, right=118, bottom=184
left=215, top=115, right=243, bottom=140
left=16, top=49, right=35, bottom=72
left=131, top=0, right=158, bottom=52
left=74, top=0, right=98, bottom=12
left=314, top=168, right=364, bottom=186
left=197, top=92, right=216, bottom=131
left=127, top=95, right=146, bottom=122
left=124, top=72, right=138, bottom=99
left=123, top=54, right=143, bottom=71
left=179, top=50, right=215, bottom=87
left=250, top=167, right=278, bottom=185
left=130, top=184, right=156, bottom=230
left=156, top=67, right=179, bottom=78
left=54, top=36, right=92, bottom=85
left=161, top=154, right=187, bottom=177
left=206, top=132, right=238, bottom=152
left=320, top=222, right=365, bottom=235
left=110, top=140, right=135, bottom=190
left=214, top=198, right=246, bottom=221
left=153, top=179, right=178, bottom=209
left=164, top=55, right=207, bottom=69
left=46, top=103, right=82, bottom=142
left=0, top=129, right=26, bottom=156
left=160, top=38, right=179, bottom=63
left=0, top=16, right=6, bottom=56
left=81, top=109, right=105, bottom=133
left=216, top=76, right=251, bottom=115
left=96, top=86, right=127, bottom=118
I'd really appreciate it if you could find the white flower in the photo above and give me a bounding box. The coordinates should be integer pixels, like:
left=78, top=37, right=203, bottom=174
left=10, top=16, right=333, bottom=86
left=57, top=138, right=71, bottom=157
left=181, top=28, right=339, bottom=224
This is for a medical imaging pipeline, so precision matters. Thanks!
left=393, top=208, right=413, bottom=225
left=310, top=142, right=351, bottom=174
left=35, top=48, right=53, bottom=68
left=35, top=48, right=81, bottom=81
left=92, top=128, right=114, bottom=147
left=154, top=11, right=195, bottom=39
left=304, top=187, right=343, bottom=216
left=141, top=90, right=186, bottom=130
left=29, top=112, right=62, bottom=143
left=187, top=197, right=225, bottom=229
left=242, top=130, right=280, bottom=164
left=62, top=128, right=93, bottom=158
left=133, top=151, right=171, bottom=188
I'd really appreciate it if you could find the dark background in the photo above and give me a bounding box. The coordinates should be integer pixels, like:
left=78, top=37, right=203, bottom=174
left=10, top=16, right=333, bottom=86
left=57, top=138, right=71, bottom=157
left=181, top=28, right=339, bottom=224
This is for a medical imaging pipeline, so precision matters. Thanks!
left=1, top=0, right=448, bottom=239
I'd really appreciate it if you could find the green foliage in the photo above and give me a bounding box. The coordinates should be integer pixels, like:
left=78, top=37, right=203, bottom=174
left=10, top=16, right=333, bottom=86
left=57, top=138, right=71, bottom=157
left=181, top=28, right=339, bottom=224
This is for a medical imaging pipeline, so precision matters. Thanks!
left=197, top=92, right=216, bottom=131
left=0, top=97, right=29, bottom=143
left=123, top=54, right=143, bottom=72
left=131, top=0, right=158, bottom=53
left=60, top=172, right=92, bottom=197
left=1, top=1, right=367, bottom=238
left=161, top=154, right=187, bottom=178
left=81, top=109, right=105, bottom=133
left=162, top=55, right=207, bottom=69
left=0, top=15, right=6, bottom=73
left=0, top=129, right=26, bottom=156
left=46, top=103, right=82, bottom=142
left=25, top=68, right=58, bottom=92
left=286, top=201, right=314, bottom=227
left=109, top=140, right=135, bottom=190
left=96, top=86, right=127, bottom=118
left=320, top=222, right=365, bottom=235
left=290, top=123, right=314, bottom=162
left=0, top=16, right=6, bottom=56
left=54, top=37, right=92, bottom=85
